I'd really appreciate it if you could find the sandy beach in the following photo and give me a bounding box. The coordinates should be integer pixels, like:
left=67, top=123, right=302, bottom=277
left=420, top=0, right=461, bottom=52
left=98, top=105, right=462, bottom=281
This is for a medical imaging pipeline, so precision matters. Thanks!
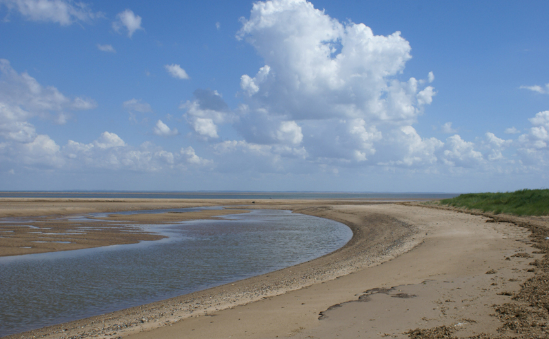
left=2, top=199, right=548, bottom=338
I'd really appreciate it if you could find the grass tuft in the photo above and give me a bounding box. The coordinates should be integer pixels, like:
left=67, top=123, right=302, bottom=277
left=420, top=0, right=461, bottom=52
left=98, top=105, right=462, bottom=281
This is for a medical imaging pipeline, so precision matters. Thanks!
left=439, top=189, right=549, bottom=216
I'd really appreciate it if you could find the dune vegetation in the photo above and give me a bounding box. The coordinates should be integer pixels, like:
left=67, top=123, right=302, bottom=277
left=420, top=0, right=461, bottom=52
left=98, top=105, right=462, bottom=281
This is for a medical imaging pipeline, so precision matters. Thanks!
left=439, top=189, right=549, bottom=216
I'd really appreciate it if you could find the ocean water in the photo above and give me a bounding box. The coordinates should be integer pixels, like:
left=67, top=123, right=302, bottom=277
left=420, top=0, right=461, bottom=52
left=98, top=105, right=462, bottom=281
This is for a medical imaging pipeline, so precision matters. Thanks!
left=0, top=209, right=352, bottom=337
left=0, top=191, right=458, bottom=200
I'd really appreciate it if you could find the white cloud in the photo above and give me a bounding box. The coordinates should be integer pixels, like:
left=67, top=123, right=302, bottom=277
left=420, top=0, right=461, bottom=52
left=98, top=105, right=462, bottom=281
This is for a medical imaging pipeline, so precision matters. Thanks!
left=400, top=126, right=443, bottom=166
left=0, top=60, right=214, bottom=175
left=180, top=89, right=232, bottom=140
left=348, top=119, right=382, bottom=157
left=112, top=9, right=143, bottom=38
left=442, top=134, right=483, bottom=167
left=417, top=86, right=436, bottom=106
left=520, top=84, right=549, bottom=94
left=62, top=134, right=211, bottom=172
left=193, top=118, right=218, bottom=139
left=516, top=111, right=549, bottom=167
left=0, top=0, right=101, bottom=25
left=123, top=98, right=152, bottom=113
left=211, top=139, right=306, bottom=174
left=0, top=59, right=107, bottom=172
left=153, top=120, right=178, bottom=137
left=505, top=127, right=520, bottom=134
left=428, top=71, right=435, bottom=83
left=215, top=22, right=220, bottom=30
left=519, top=111, right=549, bottom=150
left=521, top=85, right=544, bottom=94
left=276, top=121, right=302, bottom=145
left=484, top=132, right=512, bottom=161
left=0, top=59, right=95, bottom=169
left=0, top=59, right=96, bottom=118
left=236, top=0, right=428, bottom=123
left=240, top=65, right=270, bottom=96
left=94, top=131, right=125, bottom=149
left=441, top=122, right=457, bottom=134
left=165, top=64, right=189, bottom=80
left=180, top=146, right=211, bottom=166
left=376, top=126, right=443, bottom=167
left=233, top=0, right=437, bottom=166
left=97, top=44, right=116, bottom=53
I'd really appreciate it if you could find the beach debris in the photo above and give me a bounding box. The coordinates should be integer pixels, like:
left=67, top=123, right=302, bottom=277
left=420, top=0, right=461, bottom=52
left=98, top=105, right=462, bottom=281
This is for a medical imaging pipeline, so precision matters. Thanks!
left=485, top=269, right=497, bottom=274
left=317, top=303, right=342, bottom=320
left=497, top=291, right=513, bottom=296
left=391, top=292, right=417, bottom=299
left=405, top=325, right=454, bottom=338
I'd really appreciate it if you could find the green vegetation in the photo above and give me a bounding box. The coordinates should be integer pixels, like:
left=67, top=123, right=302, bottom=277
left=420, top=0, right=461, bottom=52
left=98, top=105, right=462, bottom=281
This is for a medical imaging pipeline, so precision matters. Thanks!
left=439, top=189, right=549, bottom=216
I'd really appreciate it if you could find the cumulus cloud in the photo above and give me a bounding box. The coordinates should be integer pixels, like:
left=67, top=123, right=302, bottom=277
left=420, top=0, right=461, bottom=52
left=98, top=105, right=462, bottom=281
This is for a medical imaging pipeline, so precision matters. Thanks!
left=97, top=44, right=115, bottom=53
left=517, top=111, right=549, bottom=167
left=211, top=139, right=306, bottom=173
left=112, top=9, right=143, bottom=38
left=0, top=58, right=95, bottom=161
left=232, top=0, right=438, bottom=166
left=442, top=135, right=483, bottom=167
left=0, top=0, right=101, bottom=25
left=484, top=132, right=512, bottom=161
left=153, top=120, right=178, bottom=137
left=62, top=133, right=211, bottom=172
left=180, top=146, right=211, bottom=166
left=0, top=60, right=214, bottom=175
left=428, top=71, right=435, bottom=83
left=441, top=122, right=457, bottom=134
left=276, top=121, right=302, bottom=145
left=123, top=98, right=152, bottom=113
left=505, top=127, right=520, bottom=134
left=180, top=89, right=233, bottom=140
left=520, top=84, right=549, bottom=94
left=94, top=131, right=125, bottom=149
left=165, top=64, right=189, bottom=80
left=236, top=0, right=429, bottom=122
left=375, top=126, right=443, bottom=167
left=0, top=59, right=96, bottom=118
left=0, top=59, right=100, bottom=170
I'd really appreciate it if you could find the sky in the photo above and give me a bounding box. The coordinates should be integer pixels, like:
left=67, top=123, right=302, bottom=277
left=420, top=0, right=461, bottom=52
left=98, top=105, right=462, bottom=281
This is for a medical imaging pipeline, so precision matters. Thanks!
left=0, top=0, right=548, bottom=192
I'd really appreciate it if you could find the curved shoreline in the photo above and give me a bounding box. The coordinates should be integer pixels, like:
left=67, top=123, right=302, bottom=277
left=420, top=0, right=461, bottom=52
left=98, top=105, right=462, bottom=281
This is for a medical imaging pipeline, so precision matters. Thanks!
left=2, top=201, right=423, bottom=339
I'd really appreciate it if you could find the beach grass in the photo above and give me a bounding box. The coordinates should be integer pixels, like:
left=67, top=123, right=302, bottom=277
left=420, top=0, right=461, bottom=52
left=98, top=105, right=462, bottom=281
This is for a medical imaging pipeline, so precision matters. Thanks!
left=439, top=189, right=549, bottom=216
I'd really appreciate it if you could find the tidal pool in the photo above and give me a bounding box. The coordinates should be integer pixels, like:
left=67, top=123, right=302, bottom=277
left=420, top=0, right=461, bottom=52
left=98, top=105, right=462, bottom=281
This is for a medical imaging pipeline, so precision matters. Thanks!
left=0, top=209, right=352, bottom=336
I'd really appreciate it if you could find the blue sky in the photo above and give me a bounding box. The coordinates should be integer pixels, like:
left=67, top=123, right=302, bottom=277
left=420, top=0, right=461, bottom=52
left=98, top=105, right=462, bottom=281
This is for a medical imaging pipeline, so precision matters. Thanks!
left=1, top=0, right=548, bottom=192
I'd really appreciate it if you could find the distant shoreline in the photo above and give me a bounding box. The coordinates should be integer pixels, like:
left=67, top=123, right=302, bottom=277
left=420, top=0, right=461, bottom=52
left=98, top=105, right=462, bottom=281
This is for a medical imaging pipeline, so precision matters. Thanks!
left=0, top=191, right=459, bottom=200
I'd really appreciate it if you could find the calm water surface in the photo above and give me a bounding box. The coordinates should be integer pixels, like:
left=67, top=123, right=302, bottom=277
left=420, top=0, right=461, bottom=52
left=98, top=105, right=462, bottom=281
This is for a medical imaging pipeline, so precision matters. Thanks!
left=0, top=191, right=458, bottom=200
left=0, top=209, right=352, bottom=336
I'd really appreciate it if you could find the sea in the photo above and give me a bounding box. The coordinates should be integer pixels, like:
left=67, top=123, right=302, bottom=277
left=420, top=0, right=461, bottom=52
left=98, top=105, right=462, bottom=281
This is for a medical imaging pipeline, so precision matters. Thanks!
left=0, top=191, right=458, bottom=200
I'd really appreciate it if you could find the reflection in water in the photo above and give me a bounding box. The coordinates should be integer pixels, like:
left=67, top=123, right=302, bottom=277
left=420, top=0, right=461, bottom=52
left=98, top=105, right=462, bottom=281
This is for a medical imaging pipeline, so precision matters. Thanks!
left=0, top=209, right=352, bottom=337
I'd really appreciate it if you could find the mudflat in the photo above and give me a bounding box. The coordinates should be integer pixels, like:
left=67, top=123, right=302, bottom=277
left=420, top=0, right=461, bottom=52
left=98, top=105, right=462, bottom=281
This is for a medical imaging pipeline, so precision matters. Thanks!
left=1, top=199, right=548, bottom=338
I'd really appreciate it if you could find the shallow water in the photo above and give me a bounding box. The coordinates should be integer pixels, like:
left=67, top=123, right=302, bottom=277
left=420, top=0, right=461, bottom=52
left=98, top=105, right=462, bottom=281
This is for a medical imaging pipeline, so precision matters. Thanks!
left=0, top=209, right=352, bottom=336
left=0, top=191, right=458, bottom=200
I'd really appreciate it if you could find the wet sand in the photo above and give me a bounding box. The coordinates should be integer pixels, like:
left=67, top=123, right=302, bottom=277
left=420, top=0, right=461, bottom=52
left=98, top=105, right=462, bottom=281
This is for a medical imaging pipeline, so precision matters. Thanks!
left=0, top=198, right=250, bottom=256
left=2, top=199, right=548, bottom=338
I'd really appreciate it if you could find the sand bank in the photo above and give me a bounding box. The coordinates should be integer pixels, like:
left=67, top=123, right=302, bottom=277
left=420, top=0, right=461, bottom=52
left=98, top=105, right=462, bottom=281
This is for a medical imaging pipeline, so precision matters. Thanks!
left=0, top=198, right=251, bottom=256
left=2, top=200, right=548, bottom=338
